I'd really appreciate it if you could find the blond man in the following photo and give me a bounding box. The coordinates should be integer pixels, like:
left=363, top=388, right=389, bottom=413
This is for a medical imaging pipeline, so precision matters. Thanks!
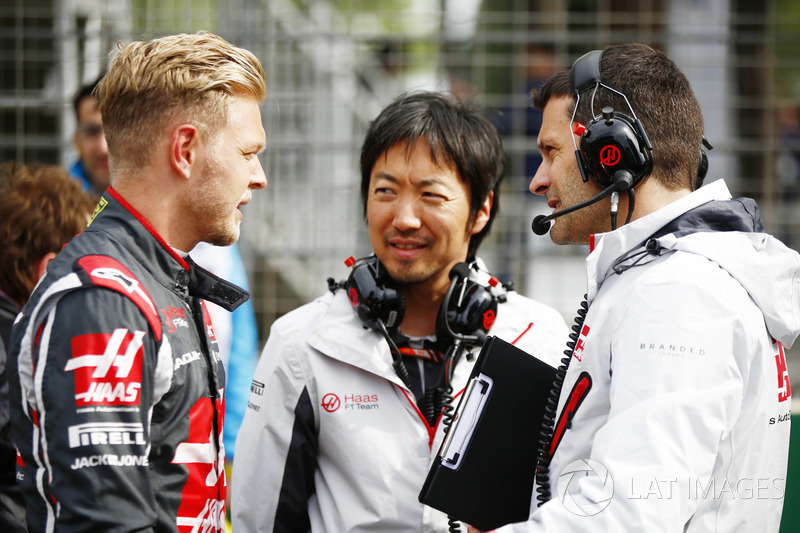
left=8, top=32, right=267, bottom=532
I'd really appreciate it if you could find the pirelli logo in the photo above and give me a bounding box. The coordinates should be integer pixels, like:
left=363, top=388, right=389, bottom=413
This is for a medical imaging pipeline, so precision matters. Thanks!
left=68, top=422, right=146, bottom=449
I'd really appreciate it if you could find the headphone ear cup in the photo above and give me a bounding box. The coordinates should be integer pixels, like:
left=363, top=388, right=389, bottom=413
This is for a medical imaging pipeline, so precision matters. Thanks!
left=346, top=257, right=405, bottom=330
left=579, top=108, right=653, bottom=189
left=436, top=279, right=498, bottom=342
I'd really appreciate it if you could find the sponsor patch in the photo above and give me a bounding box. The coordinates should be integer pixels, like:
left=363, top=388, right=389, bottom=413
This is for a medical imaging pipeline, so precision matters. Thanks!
left=87, top=197, right=107, bottom=227
left=66, top=328, right=144, bottom=406
left=70, top=453, right=149, bottom=470
left=77, top=255, right=162, bottom=341
left=68, top=422, right=146, bottom=448
left=161, top=306, right=190, bottom=334
left=250, top=379, right=264, bottom=396
left=174, top=351, right=202, bottom=372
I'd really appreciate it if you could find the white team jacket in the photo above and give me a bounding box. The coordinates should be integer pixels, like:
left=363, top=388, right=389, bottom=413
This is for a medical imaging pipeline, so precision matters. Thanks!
left=232, top=269, right=569, bottom=532
left=505, top=179, right=800, bottom=532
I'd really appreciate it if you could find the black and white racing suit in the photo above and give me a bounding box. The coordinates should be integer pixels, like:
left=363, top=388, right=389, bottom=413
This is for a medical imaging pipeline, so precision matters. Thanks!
left=8, top=187, right=248, bottom=532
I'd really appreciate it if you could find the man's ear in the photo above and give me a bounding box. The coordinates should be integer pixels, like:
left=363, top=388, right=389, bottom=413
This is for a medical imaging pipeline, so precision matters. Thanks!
left=170, top=124, right=200, bottom=180
left=35, top=252, right=57, bottom=281
left=469, top=190, right=493, bottom=236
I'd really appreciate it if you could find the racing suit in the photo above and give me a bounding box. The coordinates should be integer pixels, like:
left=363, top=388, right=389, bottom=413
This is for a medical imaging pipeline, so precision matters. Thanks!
left=232, top=266, right=569, bottom=533
left=503, top=179, right=799, bottom=532
left=7, top=187, right=249, bottom=532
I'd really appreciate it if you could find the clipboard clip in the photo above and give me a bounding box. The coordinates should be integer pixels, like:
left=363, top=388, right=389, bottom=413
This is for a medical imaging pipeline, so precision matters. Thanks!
left=438, top=373, right=494, bottom=470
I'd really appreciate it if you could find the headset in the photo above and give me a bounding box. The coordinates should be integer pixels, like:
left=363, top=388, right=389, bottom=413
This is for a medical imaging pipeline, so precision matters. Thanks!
left=569, top=49, right=653, bottom=192
left=328, top=255, right=502, bottom=389
left=338, top=255, right=406, bottom=331
left=329, top=255, right=500, bottom=347
left=531, top=49, right=712, bottom=236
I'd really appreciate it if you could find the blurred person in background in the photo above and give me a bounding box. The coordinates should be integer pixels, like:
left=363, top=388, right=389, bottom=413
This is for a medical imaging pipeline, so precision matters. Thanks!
left=0, top=161, right=97, bottom=533
left=70, top=75, right=110, bottom=195
left=232, top=91, right=569, bottom=532
left=7, top=31, right=267, bottom=532
left=473, top=42, right=800, bottom=532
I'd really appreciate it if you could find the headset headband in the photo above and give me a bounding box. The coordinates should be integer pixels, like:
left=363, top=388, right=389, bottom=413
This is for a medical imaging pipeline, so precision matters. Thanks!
left=569, top=50, right=604, bottom=96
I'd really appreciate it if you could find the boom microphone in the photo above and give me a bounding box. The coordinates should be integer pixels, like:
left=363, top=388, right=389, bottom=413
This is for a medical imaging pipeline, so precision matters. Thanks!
left=531, top=183, right=618, bottom=235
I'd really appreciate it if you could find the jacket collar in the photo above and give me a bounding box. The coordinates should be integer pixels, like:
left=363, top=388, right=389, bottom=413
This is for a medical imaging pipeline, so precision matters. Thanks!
left=586, top=180, right=732, bottom=301
left=308, top=291, right=408, bottom=388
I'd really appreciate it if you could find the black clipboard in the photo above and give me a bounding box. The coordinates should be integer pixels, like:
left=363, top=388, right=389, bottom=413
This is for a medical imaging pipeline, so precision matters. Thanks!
left=418, top=335, right=557, bottom=531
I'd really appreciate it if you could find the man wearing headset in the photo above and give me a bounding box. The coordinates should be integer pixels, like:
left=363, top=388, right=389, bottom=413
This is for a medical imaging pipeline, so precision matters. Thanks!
left=232, top=91, right=569, bottom=532
left=473, top=43, right=800, bottom=532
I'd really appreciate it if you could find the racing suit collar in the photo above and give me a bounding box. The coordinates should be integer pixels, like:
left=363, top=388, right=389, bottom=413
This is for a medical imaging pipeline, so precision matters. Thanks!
left=93, top=189, right=248, bottom=309
left=185, top=257, right=250, bottom=312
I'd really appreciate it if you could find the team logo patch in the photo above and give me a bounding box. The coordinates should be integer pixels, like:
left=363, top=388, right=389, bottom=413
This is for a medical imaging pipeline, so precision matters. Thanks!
left=348, top=287, right=359, bottom=308
left=482, top=309, right=496, bottom=330
left=599, top=145, right=621, bottom=167
left=321, top=392, right=379, bottom=413
left=321, top=393, right=341, bottom=412
left=65, top=328, right=145, bottom=406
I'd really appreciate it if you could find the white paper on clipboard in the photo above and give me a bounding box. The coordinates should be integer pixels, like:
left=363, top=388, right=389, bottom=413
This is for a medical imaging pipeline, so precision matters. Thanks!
left=438, top=373, right=494, bottom=470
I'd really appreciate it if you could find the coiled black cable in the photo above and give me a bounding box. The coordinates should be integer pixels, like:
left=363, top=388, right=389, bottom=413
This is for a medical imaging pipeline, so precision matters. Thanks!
left=448, top=516, right=462, bottom=532
left=422, top=387, right=437, bottom=427
left=375, top=318, right=414, bottom=393
left=439, top=383, right=456, bottom=434
left=437, top=342, right=468, bottom=532
left=535, top=296, right=589, bottom=506
left=438, top=343, right=465, bottom=435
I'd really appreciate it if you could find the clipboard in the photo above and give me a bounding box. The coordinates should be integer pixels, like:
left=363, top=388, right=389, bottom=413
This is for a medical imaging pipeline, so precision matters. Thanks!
left=418, top=335, right=557, bottom=531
